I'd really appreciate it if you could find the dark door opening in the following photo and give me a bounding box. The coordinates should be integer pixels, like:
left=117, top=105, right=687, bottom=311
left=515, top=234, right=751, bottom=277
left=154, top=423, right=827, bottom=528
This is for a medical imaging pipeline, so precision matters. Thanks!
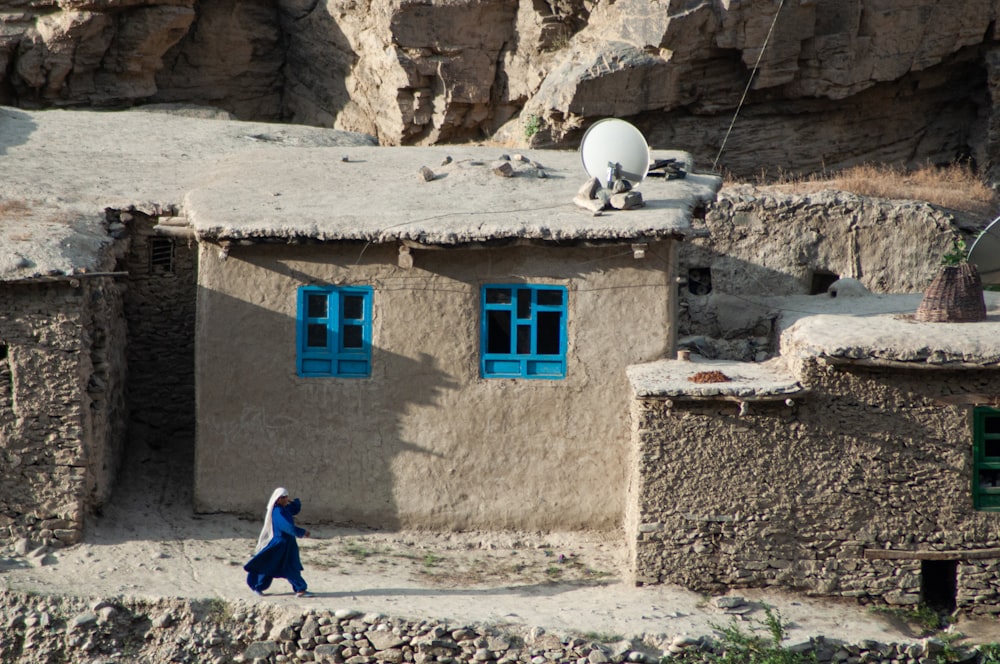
left=687, top=267, right=712, bottom=295
left=810, top=271, right=839, bottom=295
left=921, top=559, right=957, bottom=612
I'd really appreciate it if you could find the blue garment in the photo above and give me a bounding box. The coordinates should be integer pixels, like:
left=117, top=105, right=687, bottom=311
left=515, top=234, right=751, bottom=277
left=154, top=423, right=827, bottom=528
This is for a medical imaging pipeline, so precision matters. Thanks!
left=244, top=498, right=308, bottom=593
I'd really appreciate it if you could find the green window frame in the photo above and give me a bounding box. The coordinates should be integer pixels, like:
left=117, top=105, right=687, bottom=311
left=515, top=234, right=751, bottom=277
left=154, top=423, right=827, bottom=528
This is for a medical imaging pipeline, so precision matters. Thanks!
left=973, top=406, right=1000, bottom=511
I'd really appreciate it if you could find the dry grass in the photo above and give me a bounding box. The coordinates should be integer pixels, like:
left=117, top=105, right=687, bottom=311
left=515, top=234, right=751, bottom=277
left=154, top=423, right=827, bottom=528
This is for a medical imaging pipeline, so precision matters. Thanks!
left=734, top=162, right=998, bottom=218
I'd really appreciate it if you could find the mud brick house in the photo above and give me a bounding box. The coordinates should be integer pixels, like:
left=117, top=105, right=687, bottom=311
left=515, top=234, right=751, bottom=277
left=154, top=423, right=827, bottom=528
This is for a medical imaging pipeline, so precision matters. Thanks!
left=0, top=213, right=129, bottom=549
left=626, top=293, right=1000, bottom=616
left=184, top=146, right=721, bottom=530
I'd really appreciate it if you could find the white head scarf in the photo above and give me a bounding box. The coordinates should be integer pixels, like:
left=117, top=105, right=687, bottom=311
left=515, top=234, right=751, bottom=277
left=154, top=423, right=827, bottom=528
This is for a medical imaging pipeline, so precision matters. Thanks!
left=254, top=487, right=289, bottom=554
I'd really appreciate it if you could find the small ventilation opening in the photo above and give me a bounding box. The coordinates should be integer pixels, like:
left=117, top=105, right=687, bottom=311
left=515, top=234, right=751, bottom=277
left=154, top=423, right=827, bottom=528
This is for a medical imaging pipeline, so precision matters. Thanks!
left=150, top=237, right=175, bottom=273
left=810, top=271, right=839, bottom=295
left=0, top=345, right=6, bottom=360
left=688, top=267, right=712, bottom=295
left=921, top=559, right=957, bottom=612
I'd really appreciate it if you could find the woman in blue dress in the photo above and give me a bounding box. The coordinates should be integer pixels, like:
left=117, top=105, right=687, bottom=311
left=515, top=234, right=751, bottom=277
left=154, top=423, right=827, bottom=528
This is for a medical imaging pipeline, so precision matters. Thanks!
left=245, top=487, right=314, bottom=597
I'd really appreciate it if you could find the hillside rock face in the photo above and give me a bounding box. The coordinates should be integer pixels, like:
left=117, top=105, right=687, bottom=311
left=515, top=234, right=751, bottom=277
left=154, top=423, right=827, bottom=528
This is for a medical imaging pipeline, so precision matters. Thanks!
left=0, top=1, right=998, bottom=178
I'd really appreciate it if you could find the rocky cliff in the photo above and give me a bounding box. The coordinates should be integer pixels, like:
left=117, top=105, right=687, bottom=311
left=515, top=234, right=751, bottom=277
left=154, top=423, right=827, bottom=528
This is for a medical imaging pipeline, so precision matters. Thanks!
left=1, top=1, right=998, bottom=179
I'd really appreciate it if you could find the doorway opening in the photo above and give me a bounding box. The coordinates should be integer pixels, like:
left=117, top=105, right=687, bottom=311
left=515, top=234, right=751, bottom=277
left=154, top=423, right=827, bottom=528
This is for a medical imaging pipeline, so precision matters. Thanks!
left=921, top=559, right=957, bottom=612
left=810, top=270, right=839, bottom=295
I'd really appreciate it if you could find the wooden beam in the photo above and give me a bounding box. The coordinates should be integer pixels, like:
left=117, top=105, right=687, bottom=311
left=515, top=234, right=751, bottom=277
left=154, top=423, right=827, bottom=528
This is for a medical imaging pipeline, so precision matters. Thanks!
left=864, top=547, right=1000, bottom=561
left=824, top=356, right=1000, bottom=371
left=932, top=394, right=1000, bottom=407
left=153, top=224, right=195, bottom=239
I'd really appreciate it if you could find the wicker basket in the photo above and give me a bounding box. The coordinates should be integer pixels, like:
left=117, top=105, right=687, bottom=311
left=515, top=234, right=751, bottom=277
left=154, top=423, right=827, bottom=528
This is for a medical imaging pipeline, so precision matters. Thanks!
left=914, top=262, right=987, bottom=323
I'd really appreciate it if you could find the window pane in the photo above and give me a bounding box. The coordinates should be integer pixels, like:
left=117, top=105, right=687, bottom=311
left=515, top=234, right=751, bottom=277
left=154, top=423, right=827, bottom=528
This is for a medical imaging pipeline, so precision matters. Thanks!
left=486, top=288, right=511, bottom=304
left=517, top=324, right=531, bottom=354
left=342, top=324, right=362, bottom=349
left=487, top=310, right=511, bottom=353
left=985, top=439, right=1000, bottom=458
left=986, top=415, right=1000, bottom=435
left=536, top=311, right=561, bottom=354
left=307, top=323, right=327, bottom=348
left=537, top=289, right=563, bottom=306
left=517, top=289, right=532, bottom=318
left=343, top=295, right=364, bottom=321
left=980, top=469, right=1000, bottom=489
left=307, top=293, right=328, bottom=318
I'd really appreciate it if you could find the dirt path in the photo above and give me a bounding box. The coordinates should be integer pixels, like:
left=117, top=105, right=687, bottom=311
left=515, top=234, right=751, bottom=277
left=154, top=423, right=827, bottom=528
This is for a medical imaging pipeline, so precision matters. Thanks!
left=1, top=439, right=995, bottom=646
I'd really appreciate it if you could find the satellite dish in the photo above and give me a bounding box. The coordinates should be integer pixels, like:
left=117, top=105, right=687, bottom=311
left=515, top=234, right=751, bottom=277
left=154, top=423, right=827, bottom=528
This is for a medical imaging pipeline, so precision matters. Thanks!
left=968, top=215, right=1000, bottom=285
left=580, top=119, right=649, bottom=189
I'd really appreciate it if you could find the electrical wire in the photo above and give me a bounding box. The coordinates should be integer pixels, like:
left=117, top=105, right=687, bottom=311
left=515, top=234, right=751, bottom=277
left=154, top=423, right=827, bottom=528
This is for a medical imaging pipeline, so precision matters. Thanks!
left=712, top=0, right=786, bottom=172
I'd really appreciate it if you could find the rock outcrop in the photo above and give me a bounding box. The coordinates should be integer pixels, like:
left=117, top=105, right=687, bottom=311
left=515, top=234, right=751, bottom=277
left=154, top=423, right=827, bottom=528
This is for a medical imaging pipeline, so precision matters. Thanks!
left=0, top=1, right=998, bottom=177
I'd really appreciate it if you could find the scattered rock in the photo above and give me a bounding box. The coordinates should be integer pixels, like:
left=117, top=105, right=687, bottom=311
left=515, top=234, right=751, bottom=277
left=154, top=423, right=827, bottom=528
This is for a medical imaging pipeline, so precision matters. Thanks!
left=152, top=612, right=175, bottom=628
left=609, top=190, right=643, bottom=210
left=492, top=161, right=514, bottom=177
left=69, top=612, right=98, bottom=631
left=713, top=595, right=746, bottom=609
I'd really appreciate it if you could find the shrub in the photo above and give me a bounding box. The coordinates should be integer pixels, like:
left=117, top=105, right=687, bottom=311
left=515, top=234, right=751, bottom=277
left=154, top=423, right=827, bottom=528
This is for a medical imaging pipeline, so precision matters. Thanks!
left=663, top=606, right=816, bottom=664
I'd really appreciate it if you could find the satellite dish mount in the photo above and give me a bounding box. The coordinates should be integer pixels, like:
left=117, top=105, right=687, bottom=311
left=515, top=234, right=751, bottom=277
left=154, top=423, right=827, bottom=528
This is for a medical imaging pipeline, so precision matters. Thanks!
left=580, top=119, right=649, bottom=188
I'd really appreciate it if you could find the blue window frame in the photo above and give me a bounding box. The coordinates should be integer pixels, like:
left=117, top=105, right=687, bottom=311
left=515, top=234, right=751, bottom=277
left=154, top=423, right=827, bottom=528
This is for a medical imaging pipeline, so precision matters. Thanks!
left=480, top=284, right=567, bottom=379
left=297, top=285, right=373, bottom=378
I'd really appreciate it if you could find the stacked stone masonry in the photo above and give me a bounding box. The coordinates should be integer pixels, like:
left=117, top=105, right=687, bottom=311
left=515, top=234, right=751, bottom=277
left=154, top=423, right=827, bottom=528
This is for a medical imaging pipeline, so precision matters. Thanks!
left=630, top=358, right=1000, bottom=617
left=0, top=590, right=993, bottom=664
left=120, top=210, right=197, bottom=455
left=0, top=275, right=127, bottom=550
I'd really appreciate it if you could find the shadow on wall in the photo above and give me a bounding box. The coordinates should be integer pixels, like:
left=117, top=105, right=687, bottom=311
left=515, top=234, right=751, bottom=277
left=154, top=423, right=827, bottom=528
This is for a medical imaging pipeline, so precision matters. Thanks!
left=676, top=250, right=801, bottom=361
left=151, top=0, right=357, bottom=125
left=194, top=285, right=459, bottom=530
left=277, top=1, right=356, bottom=128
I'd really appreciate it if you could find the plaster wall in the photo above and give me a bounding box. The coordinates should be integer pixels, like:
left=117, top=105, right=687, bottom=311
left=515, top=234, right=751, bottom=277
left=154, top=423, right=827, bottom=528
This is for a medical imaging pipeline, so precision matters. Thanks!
left=0, top=278, right=127, bottom=546
left=629, top=357, right=1000, bottom=615
left=194, top=240, right=677, bottom=530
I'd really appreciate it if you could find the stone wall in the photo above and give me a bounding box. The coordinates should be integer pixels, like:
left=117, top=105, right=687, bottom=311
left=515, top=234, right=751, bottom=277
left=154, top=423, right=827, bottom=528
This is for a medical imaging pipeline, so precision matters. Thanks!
left=629, top=357, right=1000, bottom=616
left=0, top=275, right=127, bottom=548
left=0, top=206, right=198, bottom=549
left=119, top=210, right=197, bottom=457
left=0, top=589, right=991, bottom=664
left=677, top=187, right=985, bottom=361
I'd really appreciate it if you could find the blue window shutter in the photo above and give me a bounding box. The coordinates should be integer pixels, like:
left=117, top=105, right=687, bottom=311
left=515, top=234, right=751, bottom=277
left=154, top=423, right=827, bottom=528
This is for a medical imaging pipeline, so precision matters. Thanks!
left=297, top=285, right=372, bottom=378
left=481, top=284, right=567, bottom=379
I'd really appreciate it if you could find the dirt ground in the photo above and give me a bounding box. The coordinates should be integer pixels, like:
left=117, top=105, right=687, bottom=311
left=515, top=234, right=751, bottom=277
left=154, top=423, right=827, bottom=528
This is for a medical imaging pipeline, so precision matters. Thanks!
left=2, top=438, right=999, bottom=647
